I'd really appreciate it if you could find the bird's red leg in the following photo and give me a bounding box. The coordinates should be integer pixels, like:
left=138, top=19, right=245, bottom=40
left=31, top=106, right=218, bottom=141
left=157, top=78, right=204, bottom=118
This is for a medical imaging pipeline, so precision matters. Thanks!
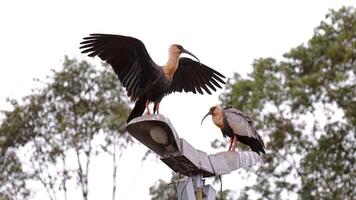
left=155, top=102, right=160, bottom=114
left=228, top=138, right=233, bottom=151
left=231, top=135, right=237, bottom=151
left=153, top=102, right=159, bottom=114
left=145, top=100, right=151, bottom=115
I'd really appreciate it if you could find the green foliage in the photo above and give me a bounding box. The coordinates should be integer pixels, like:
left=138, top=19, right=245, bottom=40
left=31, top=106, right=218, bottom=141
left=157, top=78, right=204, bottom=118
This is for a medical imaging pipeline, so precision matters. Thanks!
left=216, top=189, right=235, bottom=200
left=219, top=6, right=355, bottom=200
left=0, top=57, right=131, bottom=200
left=300, top=122, right=355, bottom=200
left=0, top=151, right=30, bottom=200
left=149, top=173, right=179, bottom=200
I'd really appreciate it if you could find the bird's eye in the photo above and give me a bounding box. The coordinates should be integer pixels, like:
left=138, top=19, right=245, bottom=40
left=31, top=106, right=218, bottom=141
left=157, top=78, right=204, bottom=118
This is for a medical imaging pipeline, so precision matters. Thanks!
left=176, top=45, right=183, bottom=51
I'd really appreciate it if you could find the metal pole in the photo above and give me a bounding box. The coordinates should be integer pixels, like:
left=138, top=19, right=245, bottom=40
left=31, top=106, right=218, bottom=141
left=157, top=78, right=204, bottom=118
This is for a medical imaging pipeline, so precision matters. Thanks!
left=195, top=188, right=203, bottom=200
left=192, top=174, right=204, bottom=200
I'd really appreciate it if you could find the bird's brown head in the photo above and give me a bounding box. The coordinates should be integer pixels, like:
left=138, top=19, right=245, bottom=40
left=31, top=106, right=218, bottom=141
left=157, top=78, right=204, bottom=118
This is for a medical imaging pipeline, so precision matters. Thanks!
left=201, top=105, right=223, bottom=125
left=169, top=44, right=200, bottom=63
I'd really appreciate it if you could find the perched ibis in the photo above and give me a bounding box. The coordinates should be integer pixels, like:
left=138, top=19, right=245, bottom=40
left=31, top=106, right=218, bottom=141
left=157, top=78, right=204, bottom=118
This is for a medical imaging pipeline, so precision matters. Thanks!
left=80, top=34, right=226, bottom=123
left=201, top=105, right=265, bottom=155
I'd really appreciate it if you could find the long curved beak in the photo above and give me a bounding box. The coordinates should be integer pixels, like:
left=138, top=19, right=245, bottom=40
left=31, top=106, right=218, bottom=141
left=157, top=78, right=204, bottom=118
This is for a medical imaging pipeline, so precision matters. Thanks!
left=200, top=110, right=212, bottom=125
left=181, top=48, right=201, bottom=64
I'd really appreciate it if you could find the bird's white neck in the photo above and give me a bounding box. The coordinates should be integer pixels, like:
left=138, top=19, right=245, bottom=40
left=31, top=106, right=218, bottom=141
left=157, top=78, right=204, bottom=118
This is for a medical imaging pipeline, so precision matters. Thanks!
left=163, top=53, right=179, bottom=80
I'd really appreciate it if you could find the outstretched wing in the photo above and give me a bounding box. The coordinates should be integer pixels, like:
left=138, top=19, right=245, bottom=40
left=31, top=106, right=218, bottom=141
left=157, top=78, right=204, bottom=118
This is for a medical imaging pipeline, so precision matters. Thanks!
left=224, top=108, right=265, bottom=154
left=167, top=57, right=226, bottom=94
left=80, top=34, right=160, bottom=101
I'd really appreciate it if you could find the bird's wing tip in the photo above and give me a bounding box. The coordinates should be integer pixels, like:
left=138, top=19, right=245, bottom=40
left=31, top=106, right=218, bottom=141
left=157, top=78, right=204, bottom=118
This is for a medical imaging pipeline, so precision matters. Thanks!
left=217, top=72, right=226, bottom=79
left=89, top=33, right=104, bottom=36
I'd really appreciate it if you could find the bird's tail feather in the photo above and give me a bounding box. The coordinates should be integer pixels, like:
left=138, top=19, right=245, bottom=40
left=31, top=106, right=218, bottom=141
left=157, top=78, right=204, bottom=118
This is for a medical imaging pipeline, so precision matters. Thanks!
left=127, top=97, right=146, bottom=123
left=237, top=135, right=265, bottom=155
left=250, top=139, right=265, bottom=155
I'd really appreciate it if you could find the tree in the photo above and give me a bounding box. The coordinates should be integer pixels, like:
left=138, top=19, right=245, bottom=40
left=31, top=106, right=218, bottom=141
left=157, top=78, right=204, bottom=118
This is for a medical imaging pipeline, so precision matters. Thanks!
left=0, top=150, right=30, bottom=200
left=218, top=6, right=355, bottom=200
left=0, top=57, right=132, bottom=200
left=149, top=172, right=179, bottom=200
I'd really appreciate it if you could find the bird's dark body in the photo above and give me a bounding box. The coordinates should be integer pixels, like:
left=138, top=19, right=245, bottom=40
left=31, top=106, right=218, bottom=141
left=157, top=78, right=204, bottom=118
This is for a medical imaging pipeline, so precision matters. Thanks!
left=80, top=34, right=226, bottom=123
left=128, top=69, right=171, bottom=122
left=222, top=109, right=265, bottom=155
left=142, top=68, right=171, bottom=102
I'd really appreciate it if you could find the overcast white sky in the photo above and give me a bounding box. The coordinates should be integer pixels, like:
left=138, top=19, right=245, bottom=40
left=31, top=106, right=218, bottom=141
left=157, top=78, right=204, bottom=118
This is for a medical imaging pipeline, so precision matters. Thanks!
left=0, top=0, right=353, bottom=199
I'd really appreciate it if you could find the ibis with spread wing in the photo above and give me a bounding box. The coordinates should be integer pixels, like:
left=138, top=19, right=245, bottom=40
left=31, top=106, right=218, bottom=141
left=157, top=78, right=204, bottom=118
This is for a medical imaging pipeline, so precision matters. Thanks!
left=80, top=34, right=226, bottom=122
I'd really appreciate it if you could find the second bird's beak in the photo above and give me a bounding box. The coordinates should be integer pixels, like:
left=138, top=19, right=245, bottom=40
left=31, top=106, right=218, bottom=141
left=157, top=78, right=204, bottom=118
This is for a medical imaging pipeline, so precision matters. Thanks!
left=200, top=110, right=212, bottom=125
left=181, top=48, right=201, bottom=64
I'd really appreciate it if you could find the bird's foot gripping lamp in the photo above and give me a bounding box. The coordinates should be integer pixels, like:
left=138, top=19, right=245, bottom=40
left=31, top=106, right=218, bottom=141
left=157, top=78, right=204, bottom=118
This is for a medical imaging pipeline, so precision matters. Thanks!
left=126, top=114, right=263, bottom=200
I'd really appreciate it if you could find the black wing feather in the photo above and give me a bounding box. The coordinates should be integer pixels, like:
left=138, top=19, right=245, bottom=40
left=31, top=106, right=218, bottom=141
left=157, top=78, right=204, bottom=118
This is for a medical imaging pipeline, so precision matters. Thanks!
left=191, top=72, right=205, bottom=94
left=80, top=34, right=159, bottom=101
left=167, top=57, right=225, bottom=94
left=194, top=72, right=212, bottom=94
